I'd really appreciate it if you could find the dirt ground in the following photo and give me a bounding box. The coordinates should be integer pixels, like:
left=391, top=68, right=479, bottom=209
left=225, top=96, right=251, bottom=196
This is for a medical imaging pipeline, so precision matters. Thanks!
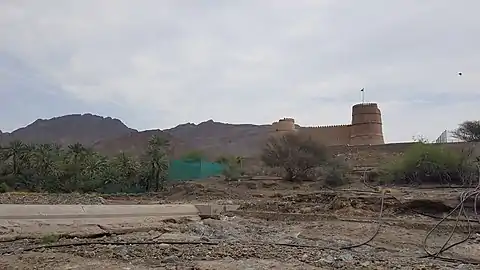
left=1, top=178, right=479, bottom=269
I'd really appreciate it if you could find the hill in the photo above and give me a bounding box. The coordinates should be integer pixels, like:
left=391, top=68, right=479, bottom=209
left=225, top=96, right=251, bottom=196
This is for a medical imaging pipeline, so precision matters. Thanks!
left=0, top=114, right=271, bottom=158
left=165, top=120, right=271, bottom=158
left=0, top=114, right=137, bottom=146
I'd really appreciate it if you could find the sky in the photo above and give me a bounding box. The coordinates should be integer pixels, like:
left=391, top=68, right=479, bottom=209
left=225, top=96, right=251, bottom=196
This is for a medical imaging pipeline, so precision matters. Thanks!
left=0, top=0, right=479, bottom=143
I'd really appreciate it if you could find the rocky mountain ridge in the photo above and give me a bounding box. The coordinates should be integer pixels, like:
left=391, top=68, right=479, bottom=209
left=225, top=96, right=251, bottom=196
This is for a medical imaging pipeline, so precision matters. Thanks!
left=0, top=114, right=271, bottom=158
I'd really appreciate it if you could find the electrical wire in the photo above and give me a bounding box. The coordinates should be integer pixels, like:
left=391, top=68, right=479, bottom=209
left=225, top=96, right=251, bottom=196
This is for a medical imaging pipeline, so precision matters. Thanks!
left=340, top=191, right=385, bottom=250
left=338, top=166, right=480, bottom=265
left=339, top=168, right=386, bottom=250
left=421, top=167, right=480, bottom=262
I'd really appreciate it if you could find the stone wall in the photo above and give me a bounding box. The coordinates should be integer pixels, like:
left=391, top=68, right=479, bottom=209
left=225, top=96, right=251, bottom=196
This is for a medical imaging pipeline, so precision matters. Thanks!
left=299, top=125, right=351, bottom=146
left=269, top=103, right=384, bottom=146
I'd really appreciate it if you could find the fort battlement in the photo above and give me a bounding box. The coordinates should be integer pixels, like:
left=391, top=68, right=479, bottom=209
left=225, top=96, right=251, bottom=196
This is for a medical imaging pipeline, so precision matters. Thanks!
left=270, top=103, right=384, bottom=146
left=279, top=118, right=295, bottom=122
left=352, top=102, right=378, bottom=107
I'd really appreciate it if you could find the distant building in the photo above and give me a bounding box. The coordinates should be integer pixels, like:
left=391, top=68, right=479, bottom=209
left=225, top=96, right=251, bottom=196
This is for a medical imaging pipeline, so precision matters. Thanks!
left=270, top=103, right=384, bottom=146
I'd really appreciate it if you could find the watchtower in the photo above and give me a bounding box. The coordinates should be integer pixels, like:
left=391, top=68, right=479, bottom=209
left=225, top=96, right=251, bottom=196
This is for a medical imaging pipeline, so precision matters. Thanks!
left=349, top=103, right=384, bottom=145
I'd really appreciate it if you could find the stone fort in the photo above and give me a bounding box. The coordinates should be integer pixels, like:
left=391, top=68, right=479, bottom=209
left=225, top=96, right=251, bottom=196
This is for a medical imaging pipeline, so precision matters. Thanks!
left=270, top=102, right=384, bottom=146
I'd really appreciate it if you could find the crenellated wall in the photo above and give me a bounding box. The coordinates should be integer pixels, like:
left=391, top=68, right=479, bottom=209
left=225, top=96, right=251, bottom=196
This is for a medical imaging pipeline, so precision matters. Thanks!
left=269, top=103, right=385, bottom=146
left=299, top=125, right=351, bottom=145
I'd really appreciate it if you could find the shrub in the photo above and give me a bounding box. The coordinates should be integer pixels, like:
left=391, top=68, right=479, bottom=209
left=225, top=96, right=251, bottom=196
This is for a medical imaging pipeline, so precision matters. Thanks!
left=41, top=234, right=60, bottom=244
left=380, top=142, right=477, bottom=186
left=216, top=155, right=243, bottom=181
left=261, top=134, right=329, bottom=181
left=323, top=157, right=350, bottom=187
left=0, top=182, right=9, bottom=193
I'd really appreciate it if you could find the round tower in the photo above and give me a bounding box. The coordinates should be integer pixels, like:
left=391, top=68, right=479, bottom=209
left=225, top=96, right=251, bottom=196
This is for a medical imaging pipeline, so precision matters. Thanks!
left=270, top=118, right=296, bottom=137
left=350, top=103, right=384, bottom=145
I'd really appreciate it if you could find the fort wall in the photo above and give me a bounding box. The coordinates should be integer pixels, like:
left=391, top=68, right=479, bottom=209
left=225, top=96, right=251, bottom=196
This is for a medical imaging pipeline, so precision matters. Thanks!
left=269, top=103, right=385, bottom=146
left=299, top=125, right=351, bottom=146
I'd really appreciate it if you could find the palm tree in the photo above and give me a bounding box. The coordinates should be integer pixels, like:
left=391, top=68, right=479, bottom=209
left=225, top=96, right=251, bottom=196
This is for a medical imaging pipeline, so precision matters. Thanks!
left=63, top=143, right=89, bottom=191
left=142, top=135, right=169, bottom=191
left=108, top=152, right=140, bottom=192
left=28, top=143, right=57, bottom=190
left=1, top=140, right=27, bottom=176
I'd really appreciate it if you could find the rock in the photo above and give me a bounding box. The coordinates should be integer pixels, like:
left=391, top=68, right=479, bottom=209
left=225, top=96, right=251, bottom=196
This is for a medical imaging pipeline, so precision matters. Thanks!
left=98, top=197, right=107, bottom=204
left=339, top=253, right=354, bottom=262
left=360, top=261, right=371, bottom=267
left=300, top=207, right=313, bottom=213
left=456, top=264, right=473, bottom=270
left=157, top=243, right=170, bottom=248
left=162, top=255, right=179, bottom=263
left=319, top=255, right=335, bottom=264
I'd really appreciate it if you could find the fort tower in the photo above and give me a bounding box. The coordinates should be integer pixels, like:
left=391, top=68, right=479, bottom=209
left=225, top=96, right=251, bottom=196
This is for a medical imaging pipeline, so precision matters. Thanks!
left=269, top=103, right=385, bottom=146
left=350, top=103, right=384, bottom=145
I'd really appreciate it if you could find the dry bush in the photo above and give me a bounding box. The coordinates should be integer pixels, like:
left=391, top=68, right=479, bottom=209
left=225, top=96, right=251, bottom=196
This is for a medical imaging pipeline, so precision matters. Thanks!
left=261, top=134, right=331, bottom=182
left=323, top=157, right=351, bottom=187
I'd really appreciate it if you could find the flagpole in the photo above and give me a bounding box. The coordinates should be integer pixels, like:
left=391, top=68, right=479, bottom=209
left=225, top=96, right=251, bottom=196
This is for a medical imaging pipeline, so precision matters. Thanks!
left=361, top=88, right=365, bottom=104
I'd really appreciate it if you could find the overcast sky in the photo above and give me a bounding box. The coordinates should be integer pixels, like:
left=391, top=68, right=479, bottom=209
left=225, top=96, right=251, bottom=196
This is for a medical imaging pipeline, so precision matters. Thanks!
left=1, top=0, right=479, bottom=142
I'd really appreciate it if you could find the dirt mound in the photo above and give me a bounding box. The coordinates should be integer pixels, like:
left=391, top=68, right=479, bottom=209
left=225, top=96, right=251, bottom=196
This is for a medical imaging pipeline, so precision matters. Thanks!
left=238, top=191, right=457, bottom=218
left=162, top=181, right=253, bottom=201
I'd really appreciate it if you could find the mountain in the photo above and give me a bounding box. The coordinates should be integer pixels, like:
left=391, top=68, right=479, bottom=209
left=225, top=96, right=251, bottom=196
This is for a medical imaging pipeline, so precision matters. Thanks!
left=92, top=129, right=193, bottom=158
left=0, top=113, right=137, bottom=146
left=165, top=120, right=271, bottom=158
left=0, top=114, right=271, bottom=158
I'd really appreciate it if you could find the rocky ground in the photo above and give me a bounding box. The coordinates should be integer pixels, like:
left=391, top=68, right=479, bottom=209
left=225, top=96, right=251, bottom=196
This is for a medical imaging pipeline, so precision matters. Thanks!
left=0, top=179, right=479, bottom=269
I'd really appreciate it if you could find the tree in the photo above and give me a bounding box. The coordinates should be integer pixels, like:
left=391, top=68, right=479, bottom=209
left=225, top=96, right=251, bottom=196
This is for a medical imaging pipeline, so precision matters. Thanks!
left=0, top=135, right=172, bottom=194
left=261, top=134, right=329, bottom=181
left=62, top=143, right=90, bottom=192
left=1, top=140, right=27, bottom=176
left=140, top=135, right=170, bottom=191
left=452, top=120, right=480, bottom=142
left=104, top=152, right=141, bottom=193
left=412, top=135, right=429, bottom=143
left=28, top=143, right=61, bottom=191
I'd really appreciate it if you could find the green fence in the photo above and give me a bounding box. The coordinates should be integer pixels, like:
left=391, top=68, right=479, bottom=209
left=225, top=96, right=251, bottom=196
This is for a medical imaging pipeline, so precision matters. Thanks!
left=168, top=160, right=225, bottom=181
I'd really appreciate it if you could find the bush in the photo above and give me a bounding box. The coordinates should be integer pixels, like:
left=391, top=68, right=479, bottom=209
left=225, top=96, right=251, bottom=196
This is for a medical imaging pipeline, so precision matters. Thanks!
left=323, top=157, right=350, bottom=187
left=216, top=155, right=244, bottom=181
left=261, top=134, right=329, bottom=181
left=0, top=182, right=9, bottom=193
left=380, top=142, right=477, bottom=186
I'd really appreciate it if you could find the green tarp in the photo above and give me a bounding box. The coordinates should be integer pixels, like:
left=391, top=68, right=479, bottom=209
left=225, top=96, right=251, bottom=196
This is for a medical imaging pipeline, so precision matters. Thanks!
left=168, top=160, right=225, bottom=181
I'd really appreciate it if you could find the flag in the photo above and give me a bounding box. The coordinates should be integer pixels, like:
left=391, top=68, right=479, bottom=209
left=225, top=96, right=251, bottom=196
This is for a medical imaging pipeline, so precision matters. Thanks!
left=360, top=88, right=364, bottom=92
